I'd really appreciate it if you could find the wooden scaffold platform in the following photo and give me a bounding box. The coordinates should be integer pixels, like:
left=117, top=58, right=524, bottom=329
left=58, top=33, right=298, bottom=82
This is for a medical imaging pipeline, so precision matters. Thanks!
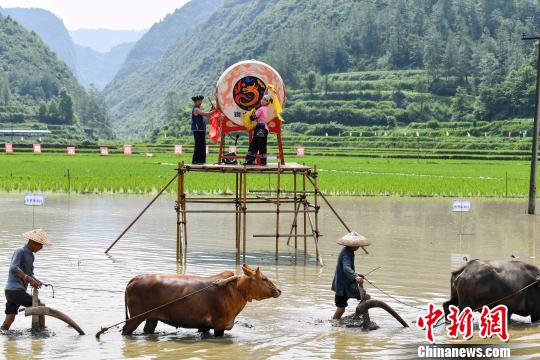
left=105, top=162, right=363, bottom=266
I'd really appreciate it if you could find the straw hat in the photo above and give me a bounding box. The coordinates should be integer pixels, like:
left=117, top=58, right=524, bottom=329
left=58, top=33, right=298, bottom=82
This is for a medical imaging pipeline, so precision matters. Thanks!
left=22, top=229, right=52, bottom=246
left=336, top=231, right=370, bottom=247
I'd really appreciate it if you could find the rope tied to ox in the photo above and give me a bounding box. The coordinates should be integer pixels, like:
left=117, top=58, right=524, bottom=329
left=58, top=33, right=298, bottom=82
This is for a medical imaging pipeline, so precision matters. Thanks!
left=95, top=275, right=239, bottom=339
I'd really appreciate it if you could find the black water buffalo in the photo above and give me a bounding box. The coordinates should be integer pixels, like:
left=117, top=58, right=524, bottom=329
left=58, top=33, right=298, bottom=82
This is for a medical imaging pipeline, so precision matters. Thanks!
left=443, top=260, right=540, bottom=322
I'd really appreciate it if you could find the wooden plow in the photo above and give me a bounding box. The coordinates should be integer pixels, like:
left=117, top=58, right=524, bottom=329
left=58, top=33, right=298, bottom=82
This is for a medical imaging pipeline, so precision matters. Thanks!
left=22, top=288, right=85, bottom=335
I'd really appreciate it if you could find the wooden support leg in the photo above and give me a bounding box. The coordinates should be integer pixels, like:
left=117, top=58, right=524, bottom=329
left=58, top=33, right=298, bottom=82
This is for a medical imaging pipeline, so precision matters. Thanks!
left=303, top=172, right=307, bottom=260
left=277, top=130, right=285, bottom=165
left=179, top=163, right=184, bottom=263
left=313, top=165, right=319, bottom=247
left=307, top=209, right=324, bottom=267
left=294, top=171, right=298, bottom=249
left=236, top=173, right=241, bottom=263
left=275, top=163, right=281, bottom=261
left=218, top=131, right=225, bottom=163
left=286, top=201, right=301, bottom=247
left=242, top=170, right=247, bottom=262
left=181, top=167, right=187, bottom=262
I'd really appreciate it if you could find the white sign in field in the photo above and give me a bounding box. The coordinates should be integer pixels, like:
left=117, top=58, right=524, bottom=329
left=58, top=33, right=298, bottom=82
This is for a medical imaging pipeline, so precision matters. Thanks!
left=452, top=199, right=471, bottom=212
left=24, top=193, right=45, bottom=206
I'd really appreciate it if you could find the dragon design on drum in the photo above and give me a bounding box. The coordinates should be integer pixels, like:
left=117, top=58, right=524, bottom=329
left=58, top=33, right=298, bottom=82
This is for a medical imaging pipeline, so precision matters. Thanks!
left=233, top=76, right=267, bottom=111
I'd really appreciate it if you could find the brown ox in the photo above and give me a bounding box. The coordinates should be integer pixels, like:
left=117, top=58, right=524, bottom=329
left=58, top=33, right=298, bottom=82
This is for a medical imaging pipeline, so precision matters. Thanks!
left=122, top=264, right=281, bottom=336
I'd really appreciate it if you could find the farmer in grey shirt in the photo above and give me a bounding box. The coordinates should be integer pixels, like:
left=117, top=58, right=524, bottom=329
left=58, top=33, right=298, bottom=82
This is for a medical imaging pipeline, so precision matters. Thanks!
left=1, top=229, right=51, bottom=331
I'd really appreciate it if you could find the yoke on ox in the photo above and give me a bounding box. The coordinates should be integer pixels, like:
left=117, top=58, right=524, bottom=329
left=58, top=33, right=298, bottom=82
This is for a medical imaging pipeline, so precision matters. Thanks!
left=443, top=259, right=540, bottom=322
left=121, top=265, right=280, bottom=337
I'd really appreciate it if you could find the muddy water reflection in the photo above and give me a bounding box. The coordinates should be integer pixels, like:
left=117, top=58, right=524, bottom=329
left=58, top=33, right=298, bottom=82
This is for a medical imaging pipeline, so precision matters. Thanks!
left=0, top=194, right=539, bottom=359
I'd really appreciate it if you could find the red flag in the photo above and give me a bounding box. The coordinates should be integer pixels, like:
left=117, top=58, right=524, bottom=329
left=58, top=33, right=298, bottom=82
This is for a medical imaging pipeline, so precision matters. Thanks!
left=208, top=110, right=221, bottom=144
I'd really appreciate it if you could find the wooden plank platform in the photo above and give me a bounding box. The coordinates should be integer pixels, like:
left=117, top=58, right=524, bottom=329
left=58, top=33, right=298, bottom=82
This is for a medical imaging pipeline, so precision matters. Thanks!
left=184, top=162, right=311, bottom=174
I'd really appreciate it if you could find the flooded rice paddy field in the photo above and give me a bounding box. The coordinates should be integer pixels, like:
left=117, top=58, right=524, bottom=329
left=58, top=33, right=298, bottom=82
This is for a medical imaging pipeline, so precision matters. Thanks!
left=0, top=194, right=539, bottom=359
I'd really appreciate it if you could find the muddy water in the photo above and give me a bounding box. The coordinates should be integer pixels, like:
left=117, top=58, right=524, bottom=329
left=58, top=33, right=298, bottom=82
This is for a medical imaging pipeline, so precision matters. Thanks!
left=0, top=194, right=539, bottom=359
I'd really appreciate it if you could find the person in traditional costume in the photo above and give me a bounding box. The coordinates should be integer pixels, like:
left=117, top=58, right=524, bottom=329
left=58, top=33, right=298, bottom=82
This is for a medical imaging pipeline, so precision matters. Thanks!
left=191, top=95, right=214, bottom=164
left=244, top=94, right=273, bottom=165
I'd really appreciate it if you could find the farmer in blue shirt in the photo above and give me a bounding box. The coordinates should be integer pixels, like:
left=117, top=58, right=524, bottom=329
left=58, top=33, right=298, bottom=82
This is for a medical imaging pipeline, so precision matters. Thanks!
left=332, top=231, right=370, bottom=320
left=1, top=229, right=51, bottom=331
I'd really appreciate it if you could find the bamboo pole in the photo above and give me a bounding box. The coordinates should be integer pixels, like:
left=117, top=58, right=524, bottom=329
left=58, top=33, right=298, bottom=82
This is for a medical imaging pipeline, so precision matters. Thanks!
left=181, top=163, right=187, bottom=260
left=286, top=201, right=302, bottom=246
left=236, top=172, right=241, bottom=262
left=176, top=209, right=316, bottom=214
left=254, top=234, right=317, bottom=238
left=105, top=173, right=178, bottom=254
left=179, top=163, right=184, bottom=263
left=294, top=171, right=298, bottom=249
left=275, top=163, right=281, bottom=261
left=306, top=174, right=369, bottom=255
left=306, top=208, right=324, bottom=266
left=313, top=165, right=319, bottom=252
left=303, top=172, right=307, bottom=259
left=242, top=170, right=247, bottom=262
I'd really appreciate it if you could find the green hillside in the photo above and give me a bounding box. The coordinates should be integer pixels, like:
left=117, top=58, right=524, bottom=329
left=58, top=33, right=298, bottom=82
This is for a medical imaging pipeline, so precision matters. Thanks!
left=104, top=0, right=538, bottom=138
left=112, top=0, right=224, bottom=81
left=0, top=7, right=77, bottom=72
left=0, top=14, right=113, bottom=141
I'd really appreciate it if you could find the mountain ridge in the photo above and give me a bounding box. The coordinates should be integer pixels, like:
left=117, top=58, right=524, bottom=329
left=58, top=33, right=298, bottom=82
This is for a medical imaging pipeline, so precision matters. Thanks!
left=104, top=0, right=539, bottom=138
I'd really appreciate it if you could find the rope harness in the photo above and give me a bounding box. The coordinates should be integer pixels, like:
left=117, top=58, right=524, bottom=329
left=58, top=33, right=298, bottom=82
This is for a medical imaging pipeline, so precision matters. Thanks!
left=95, top=275, right=239, bottom=339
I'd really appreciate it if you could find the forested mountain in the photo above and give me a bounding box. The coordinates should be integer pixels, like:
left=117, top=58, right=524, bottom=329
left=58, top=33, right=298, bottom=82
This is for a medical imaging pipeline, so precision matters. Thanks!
left=70, top=28, right=146, bottom=53
left=104, top=0, right=540, bottom=138
left=0, top=7, right=136, bottom=90
left=0, top=7, right=77, bottom=72
left=75, top=42, right=135, bottom=89
left=112, top=0, right=224, bottom=81
left=0, top=15, right=114, bottom=140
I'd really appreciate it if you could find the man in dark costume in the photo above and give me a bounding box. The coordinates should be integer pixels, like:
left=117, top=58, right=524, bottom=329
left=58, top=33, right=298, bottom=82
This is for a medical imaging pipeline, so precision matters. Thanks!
left=191, top=95, right=214, bottom=164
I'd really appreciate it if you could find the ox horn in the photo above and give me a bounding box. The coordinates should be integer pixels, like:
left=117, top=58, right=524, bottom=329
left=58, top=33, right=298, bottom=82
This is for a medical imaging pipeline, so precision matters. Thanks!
left=355, top=299, right=409, bottom=328
left=24, top=306, right=85, bottom=335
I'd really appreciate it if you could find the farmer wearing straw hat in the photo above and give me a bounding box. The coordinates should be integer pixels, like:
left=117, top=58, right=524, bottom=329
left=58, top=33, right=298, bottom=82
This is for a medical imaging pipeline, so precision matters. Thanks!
left=1, top=229, right=51, bottom=331
left=331, top=231, right=370, bottom=320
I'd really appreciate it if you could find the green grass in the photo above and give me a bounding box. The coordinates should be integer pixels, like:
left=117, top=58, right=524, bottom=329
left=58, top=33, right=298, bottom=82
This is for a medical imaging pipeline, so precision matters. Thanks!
left=0, top=152, right=534, bottom=197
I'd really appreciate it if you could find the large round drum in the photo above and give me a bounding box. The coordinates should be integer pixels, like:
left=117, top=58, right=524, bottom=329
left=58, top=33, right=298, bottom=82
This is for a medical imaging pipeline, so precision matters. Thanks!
left=215, top=60, right=286, bottom=126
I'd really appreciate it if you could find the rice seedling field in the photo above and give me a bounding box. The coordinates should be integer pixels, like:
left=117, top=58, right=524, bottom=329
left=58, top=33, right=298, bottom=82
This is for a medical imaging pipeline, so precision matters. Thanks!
left=0, top=152, right=533, bottom=197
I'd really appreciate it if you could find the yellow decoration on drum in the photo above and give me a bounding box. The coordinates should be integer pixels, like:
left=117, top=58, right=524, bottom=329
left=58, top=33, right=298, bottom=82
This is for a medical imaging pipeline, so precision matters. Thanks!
left=242, top=109, right=256, bottom=130
left=267, top=84, right=284, bottom=122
